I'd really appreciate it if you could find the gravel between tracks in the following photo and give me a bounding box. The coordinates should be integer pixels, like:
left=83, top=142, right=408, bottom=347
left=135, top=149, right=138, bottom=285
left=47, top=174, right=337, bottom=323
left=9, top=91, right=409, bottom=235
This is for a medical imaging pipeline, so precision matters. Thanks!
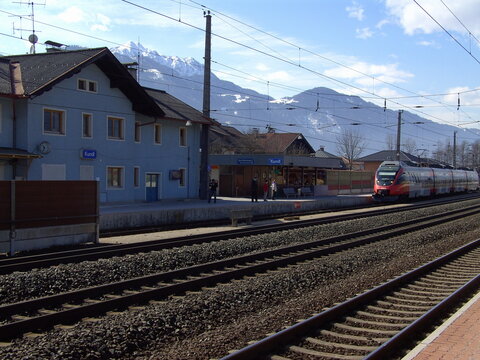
left=0, top=201, right=478, bottom=359
left=0, top=200, right=477, bottom=305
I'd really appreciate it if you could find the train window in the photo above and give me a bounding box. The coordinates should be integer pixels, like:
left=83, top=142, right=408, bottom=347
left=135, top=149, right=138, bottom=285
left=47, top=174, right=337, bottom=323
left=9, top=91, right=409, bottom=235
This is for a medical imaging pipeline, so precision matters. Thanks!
left=376, top=170, right=397, bottom=185
left=396, top=174, right=408, bottom=184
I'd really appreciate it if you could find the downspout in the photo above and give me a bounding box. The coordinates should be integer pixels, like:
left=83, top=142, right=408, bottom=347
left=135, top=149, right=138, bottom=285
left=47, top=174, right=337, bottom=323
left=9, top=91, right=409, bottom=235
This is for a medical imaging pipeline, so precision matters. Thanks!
left=10, top=61, right=25, bottom=179
left=11, top=99, right=17, bottom=179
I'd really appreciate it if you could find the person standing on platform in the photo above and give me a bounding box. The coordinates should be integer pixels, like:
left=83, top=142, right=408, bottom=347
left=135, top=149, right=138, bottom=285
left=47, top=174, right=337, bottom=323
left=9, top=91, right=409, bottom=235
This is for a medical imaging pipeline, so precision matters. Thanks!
left=251, top=175, right=259, bottom=202
left=263, top=180, right=269, bottom=201
left=270, top=178, right=277, bottom=200
left=208, top=179, right=218, bottom=203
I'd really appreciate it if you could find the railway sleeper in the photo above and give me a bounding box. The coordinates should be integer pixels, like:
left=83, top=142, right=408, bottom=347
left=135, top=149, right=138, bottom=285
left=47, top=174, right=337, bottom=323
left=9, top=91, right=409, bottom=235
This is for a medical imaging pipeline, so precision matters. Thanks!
left=405, top=284, right=453, bottom=295
left=289, top=345, right=364, bottom=360
left=375, top=300, right=432, bottom=311
left=432, top=269, right=478, bottom=278
left=305, top=336, right=378, bottom=352
left=345, top=316, right=408, bottom=329
left=441, top=264, right=479, bottom=273
left=393, top=289, right=446, bottom=300
left=384, top=295, right=438, bottom=305
left=333, top=322, right=399, bottom=336
left=355, top=310, right=418, bottom=322
left=320, top=329, right=389, bottom=344
left=408, top=281, right=459, bottom=291
left=366, top=304, right=425, bottom=316
left=422, top=275, right=472, bottom=285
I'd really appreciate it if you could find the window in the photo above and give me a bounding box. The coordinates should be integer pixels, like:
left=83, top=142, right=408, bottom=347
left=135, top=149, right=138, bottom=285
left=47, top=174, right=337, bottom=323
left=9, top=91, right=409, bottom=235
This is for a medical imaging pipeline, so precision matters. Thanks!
left=154, top=124, right=162, bottom=144
left=78, top=79, right=97, bottom=93
left=78, top=79, right=86, bottom=91
left=107, top=116, right=124, bottom=140
left=134, top=122, right=141, bottom=142
left=134, top=167, right=140, bottom=187
left=107, top=166, right=123, bottom=188
left=82, top=113, right=92, bottom=138
left=44, top=108, right=65, bottom=135
left=179, top=168, right=186, bottom=187
left=179, top=127, right=187, bottom=146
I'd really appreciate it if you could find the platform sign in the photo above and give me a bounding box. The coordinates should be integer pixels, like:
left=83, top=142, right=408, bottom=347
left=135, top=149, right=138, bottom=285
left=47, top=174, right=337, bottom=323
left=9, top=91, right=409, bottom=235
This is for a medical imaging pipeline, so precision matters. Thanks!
left=237, top=158, right=254, bottom=165
left=80, top=149, right=97, bottom=160
left=269, top=158, right=282, bottom=165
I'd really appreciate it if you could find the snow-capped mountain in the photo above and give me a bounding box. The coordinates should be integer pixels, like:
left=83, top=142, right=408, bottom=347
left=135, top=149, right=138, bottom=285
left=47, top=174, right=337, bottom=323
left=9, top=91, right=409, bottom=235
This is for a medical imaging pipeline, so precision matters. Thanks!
left=111, top=42, right=480, bottom=157
left=115, top=41, right=203, bottom=77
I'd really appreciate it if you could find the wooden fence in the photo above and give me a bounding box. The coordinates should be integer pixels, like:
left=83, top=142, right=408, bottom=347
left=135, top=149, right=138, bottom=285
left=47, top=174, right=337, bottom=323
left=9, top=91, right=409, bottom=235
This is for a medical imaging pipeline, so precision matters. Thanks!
left=0, top=181, right=99, bottom=255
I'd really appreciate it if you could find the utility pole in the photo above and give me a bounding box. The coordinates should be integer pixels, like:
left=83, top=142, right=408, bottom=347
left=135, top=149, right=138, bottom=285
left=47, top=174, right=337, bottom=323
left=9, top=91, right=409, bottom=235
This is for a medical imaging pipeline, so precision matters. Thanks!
left=396, top=110, right=403, bottom=161
left=199, top=10, right=211, bottom=200
left=453, top=131, right=457, bottom=168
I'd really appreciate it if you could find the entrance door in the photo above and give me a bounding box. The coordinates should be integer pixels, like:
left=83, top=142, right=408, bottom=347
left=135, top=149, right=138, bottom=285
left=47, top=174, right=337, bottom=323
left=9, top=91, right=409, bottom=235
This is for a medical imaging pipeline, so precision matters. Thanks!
left=145, top=173, right=159, bottom=202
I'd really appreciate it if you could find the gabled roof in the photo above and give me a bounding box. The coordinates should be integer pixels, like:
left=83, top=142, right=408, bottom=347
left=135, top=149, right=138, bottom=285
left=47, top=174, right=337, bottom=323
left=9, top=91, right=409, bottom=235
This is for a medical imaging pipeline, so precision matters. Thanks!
left=210, top=125, right=254, bottom=154
left=358, top=150, right=420, bottom=163
left=314, top=148, right=339, bottom=159
left=144, top=87, right=215, bottom=125
left=254, top=132, right=315, bottom=154
left=0, top=48, right=164, bottom=118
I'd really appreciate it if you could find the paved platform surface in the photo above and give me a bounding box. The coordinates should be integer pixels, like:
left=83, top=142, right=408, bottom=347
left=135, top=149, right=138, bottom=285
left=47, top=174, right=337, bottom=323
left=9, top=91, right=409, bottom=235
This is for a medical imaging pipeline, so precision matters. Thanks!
left=403, top=291, right=480, bottom=360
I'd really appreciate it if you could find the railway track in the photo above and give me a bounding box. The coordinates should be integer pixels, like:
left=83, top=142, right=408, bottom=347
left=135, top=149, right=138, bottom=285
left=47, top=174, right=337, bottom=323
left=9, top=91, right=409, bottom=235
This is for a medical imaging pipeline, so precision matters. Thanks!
left=222, top=239, right=480, bottom=360
left=0, top=203, right=479, bottom=343
left=1, top=195, right=478, bottom=275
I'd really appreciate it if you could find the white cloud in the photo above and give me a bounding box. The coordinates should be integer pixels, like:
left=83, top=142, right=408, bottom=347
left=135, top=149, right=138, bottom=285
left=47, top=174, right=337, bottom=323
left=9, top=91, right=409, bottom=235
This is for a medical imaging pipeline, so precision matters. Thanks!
left=57, top=6, right=86, bottom=23
left=346, top=2, right=365, bottom=21
left=256, top=63, right=270, bottom=71
left=385, top=0, right=480, bottom=38
left=90, top=13, right=111, bottom=32
left=324, top=62, right=414, bottom=86
left=356, top=27, right=373, bottom=39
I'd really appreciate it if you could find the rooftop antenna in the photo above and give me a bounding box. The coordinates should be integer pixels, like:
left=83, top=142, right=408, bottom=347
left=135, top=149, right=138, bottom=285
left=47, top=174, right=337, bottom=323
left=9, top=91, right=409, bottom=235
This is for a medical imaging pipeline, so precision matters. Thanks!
left=12, top=1, right=45, bottom=54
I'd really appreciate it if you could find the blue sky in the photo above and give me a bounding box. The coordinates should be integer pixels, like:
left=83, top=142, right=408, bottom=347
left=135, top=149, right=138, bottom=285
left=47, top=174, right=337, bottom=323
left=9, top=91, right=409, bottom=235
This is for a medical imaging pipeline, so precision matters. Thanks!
left=1, top=0, right=480, bottom=137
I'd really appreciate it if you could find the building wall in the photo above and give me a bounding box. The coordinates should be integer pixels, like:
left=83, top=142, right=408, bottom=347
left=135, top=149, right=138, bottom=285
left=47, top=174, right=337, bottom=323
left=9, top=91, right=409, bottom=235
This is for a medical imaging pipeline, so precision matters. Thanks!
left=8, top=63, right=200, bottom=203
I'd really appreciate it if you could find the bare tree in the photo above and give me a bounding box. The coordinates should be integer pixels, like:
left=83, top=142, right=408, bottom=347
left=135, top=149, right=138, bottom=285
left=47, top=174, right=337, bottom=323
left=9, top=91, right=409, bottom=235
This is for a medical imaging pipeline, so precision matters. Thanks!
left=385, top=134, right=395, bottom=150
left=336, top=129, right=366, bottom=170
left=402, top=138, right=417, bottom=154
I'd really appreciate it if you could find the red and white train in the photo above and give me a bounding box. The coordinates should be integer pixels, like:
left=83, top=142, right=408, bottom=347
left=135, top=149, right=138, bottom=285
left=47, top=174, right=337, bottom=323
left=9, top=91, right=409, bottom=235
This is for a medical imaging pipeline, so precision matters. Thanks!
left=373, top=161, right=479, bottom=201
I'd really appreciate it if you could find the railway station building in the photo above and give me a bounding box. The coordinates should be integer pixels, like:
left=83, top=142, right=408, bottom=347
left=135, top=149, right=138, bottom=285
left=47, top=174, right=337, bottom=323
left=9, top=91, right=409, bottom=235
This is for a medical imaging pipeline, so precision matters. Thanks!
left=208, top=126, right=373, bottom=197
left=0, top=47, right=214, bottom=203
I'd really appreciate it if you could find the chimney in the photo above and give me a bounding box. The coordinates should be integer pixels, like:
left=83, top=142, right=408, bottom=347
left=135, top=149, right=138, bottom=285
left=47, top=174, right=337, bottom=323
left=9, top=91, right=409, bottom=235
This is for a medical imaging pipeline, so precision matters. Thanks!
left=123, top=62, right=139, bottom=81
left=318, top=145, right=325, bottom=152
left=10, top=62, right=24, bottom=95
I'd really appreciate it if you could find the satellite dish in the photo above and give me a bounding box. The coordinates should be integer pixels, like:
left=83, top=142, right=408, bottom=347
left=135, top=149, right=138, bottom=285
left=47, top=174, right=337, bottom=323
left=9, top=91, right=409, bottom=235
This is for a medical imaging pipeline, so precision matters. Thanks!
left=28, top=34, right=38, bottom=54
left=28, top=34, right=38, bottom=44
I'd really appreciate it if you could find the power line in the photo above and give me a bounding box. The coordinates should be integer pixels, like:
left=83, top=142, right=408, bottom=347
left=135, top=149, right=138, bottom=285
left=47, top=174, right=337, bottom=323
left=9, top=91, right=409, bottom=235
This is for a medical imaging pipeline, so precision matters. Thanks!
left=413, top=0, right=480, bottom=65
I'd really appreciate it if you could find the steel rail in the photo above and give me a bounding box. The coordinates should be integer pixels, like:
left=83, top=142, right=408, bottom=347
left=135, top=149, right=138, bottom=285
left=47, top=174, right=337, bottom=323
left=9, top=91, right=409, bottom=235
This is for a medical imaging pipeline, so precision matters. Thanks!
left=0, top=205, right=479, bottom=342
left=0, top=196, right=478, bottom=275
left=221, top=239, right=480, bottom=360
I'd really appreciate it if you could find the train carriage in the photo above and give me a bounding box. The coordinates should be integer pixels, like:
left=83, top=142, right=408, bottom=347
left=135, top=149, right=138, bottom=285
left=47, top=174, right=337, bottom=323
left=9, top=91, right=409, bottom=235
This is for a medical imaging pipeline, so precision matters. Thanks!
left=373, top=161, right=479, bottom=202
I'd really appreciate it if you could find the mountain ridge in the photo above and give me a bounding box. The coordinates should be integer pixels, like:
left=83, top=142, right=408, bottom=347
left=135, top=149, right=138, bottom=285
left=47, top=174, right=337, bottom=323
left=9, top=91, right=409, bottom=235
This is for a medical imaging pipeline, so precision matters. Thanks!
left=111, top=42, right=478, bottom=157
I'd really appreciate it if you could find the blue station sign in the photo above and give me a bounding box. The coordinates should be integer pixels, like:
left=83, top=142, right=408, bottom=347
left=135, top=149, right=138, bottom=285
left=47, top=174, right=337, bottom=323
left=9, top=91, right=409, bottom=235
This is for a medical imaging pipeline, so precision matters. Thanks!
left=81, top=149, right=97, bottom=160
left=237, top=158, right=254, bottom=165
left=268, top=158, right=283, bottom=165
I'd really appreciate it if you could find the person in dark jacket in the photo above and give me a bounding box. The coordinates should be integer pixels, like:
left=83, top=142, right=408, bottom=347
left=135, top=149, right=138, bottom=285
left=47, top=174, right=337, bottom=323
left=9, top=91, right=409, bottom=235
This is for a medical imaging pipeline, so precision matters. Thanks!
left=251, top=176, right=259, bottom=202
left=208, top=179, right=218, bottom=203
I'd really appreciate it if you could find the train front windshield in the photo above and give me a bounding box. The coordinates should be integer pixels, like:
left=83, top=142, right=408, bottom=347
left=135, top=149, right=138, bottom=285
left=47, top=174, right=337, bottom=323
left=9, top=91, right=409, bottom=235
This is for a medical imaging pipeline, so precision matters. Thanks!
left=376, top=166, right=400, bottom=186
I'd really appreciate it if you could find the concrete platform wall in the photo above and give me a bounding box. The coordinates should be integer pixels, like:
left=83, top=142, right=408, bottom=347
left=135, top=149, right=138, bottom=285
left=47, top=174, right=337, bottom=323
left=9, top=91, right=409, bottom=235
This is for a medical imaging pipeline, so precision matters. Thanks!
left=100, top=196, right=373, bottom=231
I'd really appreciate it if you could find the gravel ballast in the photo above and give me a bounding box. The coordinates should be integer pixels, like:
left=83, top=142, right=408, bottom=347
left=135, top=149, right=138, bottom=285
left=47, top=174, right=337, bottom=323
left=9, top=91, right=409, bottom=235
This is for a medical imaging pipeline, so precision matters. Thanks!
left=0, top=203, right=478, bottom=359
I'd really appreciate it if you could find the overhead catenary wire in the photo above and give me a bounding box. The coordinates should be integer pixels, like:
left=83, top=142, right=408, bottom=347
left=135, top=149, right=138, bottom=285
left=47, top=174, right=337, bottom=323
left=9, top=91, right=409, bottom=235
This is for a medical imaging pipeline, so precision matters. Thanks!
left=2, top=2, right=480, bottom=142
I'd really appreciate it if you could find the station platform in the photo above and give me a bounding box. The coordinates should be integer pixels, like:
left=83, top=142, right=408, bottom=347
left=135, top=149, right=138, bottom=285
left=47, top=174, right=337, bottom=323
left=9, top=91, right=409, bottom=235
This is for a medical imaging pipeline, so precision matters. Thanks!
left=99, top=194, right=374, bottom=233
left=403, top=290, right=480, bottom=360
